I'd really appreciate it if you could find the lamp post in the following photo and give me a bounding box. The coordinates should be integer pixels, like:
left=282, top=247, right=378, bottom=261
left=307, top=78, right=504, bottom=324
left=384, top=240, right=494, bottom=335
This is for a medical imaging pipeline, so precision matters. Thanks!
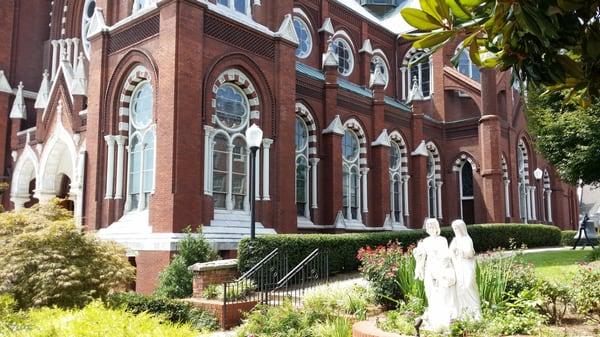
left=245, top=124, right=263, bottom=240
left=534, top=168, right=543, bottom=223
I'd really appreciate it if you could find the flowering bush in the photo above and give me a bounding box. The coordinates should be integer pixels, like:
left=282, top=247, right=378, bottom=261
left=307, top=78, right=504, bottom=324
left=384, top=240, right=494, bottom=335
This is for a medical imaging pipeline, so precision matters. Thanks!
left=357, top=242, right=424, bottom=308
left=571, top=265, right=600, bottom=322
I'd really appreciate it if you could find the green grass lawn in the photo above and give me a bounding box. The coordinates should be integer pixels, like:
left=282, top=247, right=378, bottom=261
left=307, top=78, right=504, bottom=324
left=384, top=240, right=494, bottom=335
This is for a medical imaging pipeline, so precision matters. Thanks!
left=519, top=249, right=590, bottom=282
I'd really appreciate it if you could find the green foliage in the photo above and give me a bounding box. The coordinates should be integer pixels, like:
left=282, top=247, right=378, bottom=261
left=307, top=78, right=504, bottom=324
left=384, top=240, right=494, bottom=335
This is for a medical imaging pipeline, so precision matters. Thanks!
left=534, top=280, right=571, bottom=324
left=357, top=242, right=425, bottom=308
left=105, top=292, right=218, bottom=332
left=1, top=301, right=199, bottom=337
left=0, top=201, right=135, bottom=309
left=400, top=0, right=600, bottom=102
left=586, top=247, right=600, bottom=262
left=203, top=281, right=256, bottom=301
left=238, top=224, right=561, bottom=273
left=236, top=284, right=374, bottom=337
left=202, top=284, right=220, bottom=300
left=0, top=295, right=24, bottom=335
left=236, top=301, right=310, bottom=337
left=570, top=265, right=600, bottom=322
left=154, top=229, right=218, bottom=299
left=526, top=90, right=600, bottom=184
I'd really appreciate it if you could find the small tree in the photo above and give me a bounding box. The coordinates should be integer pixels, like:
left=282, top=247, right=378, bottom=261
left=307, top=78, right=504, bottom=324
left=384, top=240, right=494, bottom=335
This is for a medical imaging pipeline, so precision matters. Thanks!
left=154, top=229, right=218, bottom=299
left=0, top=200, right=135, bottom=309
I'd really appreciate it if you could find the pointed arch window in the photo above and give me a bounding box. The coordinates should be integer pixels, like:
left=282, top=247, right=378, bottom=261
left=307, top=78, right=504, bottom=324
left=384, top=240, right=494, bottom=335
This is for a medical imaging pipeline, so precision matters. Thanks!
left=425, top=144, right=443, bottom=219
left=458, top=161, right=475, bottom=223
left=455, top=47, right=480, bottom=81
left=517, top=141, right=534, bottom=222
left=126, top=81, right=155, bottom=212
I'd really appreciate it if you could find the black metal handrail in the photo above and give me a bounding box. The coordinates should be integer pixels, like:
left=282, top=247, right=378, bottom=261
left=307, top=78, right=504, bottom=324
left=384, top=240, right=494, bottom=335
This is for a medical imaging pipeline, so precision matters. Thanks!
left=236, top=248, right=280, bottom=282
left=274, top=248, right=320, bottom=288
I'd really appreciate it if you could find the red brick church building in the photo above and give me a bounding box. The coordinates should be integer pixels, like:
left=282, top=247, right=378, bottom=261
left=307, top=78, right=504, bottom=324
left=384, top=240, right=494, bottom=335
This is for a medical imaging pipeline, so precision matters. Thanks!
left=0, top=0, right=579, bottom=292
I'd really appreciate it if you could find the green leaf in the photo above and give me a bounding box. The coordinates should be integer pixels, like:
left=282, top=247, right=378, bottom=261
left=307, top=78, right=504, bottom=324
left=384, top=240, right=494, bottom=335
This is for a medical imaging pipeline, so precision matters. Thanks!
left=445, top=0, right=471, bottom=20
left=413, top=31, right=455, bottom=49
left=401, top=8, right=445, bottom=31
left=420, top=0, right=449, bottom=23
left=401, top=33, right=430, bottom=41
left=458, top=0, right=484, bottom=10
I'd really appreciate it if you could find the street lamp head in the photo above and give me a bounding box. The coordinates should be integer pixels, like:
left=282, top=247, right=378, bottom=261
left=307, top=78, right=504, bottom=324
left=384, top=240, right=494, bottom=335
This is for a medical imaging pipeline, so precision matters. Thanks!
left=245, top=123, right=263, bottom=149
left=533, top=168, right=543, bottom=180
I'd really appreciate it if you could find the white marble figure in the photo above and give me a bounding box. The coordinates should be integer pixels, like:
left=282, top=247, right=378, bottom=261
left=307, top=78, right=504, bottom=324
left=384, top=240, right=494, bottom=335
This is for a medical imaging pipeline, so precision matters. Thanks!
left=449, top=219, right=482, bottom=321
left=413, top=218, right=458, bottom=332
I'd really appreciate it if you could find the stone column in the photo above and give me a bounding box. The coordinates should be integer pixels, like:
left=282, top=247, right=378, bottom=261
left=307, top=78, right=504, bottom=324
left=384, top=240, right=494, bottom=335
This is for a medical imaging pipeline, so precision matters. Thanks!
left=104, top=135, right=115, bottom=199
left=546, top=190, right=553, bottom=223
left=114, top=135, right=127, bottom=199
left=262, top=138, right=273, bottom=201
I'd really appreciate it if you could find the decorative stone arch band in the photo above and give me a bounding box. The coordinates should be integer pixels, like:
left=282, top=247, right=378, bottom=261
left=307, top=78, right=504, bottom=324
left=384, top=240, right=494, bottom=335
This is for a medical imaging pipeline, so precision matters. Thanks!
left=452, top=153, right=478, bottom=172
left=211, top=69, right=261, bottom=122
left=389, top=130, right=409, bottom=174
left=118, top=65, right=153, bottom=135
left=517, top=138, right=531, bottom=185
left=501, top=155, right=511, bottom=218
left=343, top=118, right=368, bottom=168
left=295, top=102, right=318, bottom=158
left=426, top=141, right=442, bottom=181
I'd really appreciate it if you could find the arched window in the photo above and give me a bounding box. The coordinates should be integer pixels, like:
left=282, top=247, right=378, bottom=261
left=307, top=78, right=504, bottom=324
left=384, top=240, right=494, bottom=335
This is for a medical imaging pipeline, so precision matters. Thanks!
left=293, top=15, right=312, bottom=59
left=126, top=81, right=155, bottom=212
left=517, top=140, right=533, bottom=222
left=343, top=129, right=361, bottom=221
left=210, top=82, right=251, bottom=211
left=332, top=37, right=354, bottom=76
left=370, top=53, right=389, bottom=88
left=295, top=116, right=310, bottom=217
left=217, top=0, right=250, bottom=15
left=459, top=161, right=474, bottom=224
left=401, top=50, right=432, bottom=100
left=81, top=0, right=96, bottom=59
left=455, top=48, right=480, bottom=81
left=502, top=155, right=511, bottom=219
left=426, top=142, right=442, bottom=219
left=389, top=134, right=409, bottom=227
left=132, top=0, right=157, bottom=13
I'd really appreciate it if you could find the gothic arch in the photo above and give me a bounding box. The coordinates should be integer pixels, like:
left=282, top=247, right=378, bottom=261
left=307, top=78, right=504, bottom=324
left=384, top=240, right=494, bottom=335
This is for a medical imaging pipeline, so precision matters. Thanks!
left=343, top=117, right=368, bottom=168
left=389, top=130, right=408, bottom=174
left=295, top=102, right=318, bottom=158
left=10, top=146, right=40, bottom=205
left=452, top=152, right=479, bottom=172
left=426, top=141, right=442, bottom=181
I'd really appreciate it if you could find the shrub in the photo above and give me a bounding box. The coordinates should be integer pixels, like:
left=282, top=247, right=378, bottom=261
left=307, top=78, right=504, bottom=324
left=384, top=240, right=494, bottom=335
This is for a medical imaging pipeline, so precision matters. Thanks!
left=236, top=301, right=309, bottom=337
left=534, top=280, right=570, bottom=324
left=303, top=284, right=374, bottom=321
left=154, top=229, right=219, bottom=299
left=0, top=201, right=135, bottom=309
left=586, top=247, right=600, bottom=262
left=201, top=281, right=256, bottom=301
left=309, top=317, right=352, bottom=337
left=238, top=224, right=561, bottom=273
left=357, top=242, right=424, bottom=308
left=105, top=292, right=218, bottom=331
left=571, top=265, right=600, bottom=322
left=3, top=301, right=199, bottom=337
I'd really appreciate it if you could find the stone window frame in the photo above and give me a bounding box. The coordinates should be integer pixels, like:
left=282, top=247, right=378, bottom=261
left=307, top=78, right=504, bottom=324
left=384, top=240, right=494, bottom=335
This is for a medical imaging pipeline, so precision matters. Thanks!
left=517, top=138, right=535, bottom=222
left=217, top=0, right=252, bottom=17
left=331, top=30, right=356, bottom=77
left=401, top=48, right=433, bottom=100
left=425, top=141, right=443, bottom=219
left=295, top=103, right=319, bottom=222
left=292, top=8, right=314, bottom=59
left=452, top=153, right=478, bottom=220
left=342, top=119, right=369, bottom=223
left=388, top=131, right=409, bottom=226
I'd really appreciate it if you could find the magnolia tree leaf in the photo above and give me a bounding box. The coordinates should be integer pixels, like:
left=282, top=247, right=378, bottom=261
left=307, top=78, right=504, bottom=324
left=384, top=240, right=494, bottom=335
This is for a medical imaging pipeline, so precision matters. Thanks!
left=446, top=0, right=471, bottom=20
left=414, top=31, right=455, bottom=49
left=401, top=8, right=445, bottom=31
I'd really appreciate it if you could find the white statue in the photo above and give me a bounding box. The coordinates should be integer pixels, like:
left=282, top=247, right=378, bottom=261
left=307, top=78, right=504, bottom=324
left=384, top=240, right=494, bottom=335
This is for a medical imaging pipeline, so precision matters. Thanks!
left=449, top=219, right=482, bottom=321
left=413, top=218, right=458, bottom=332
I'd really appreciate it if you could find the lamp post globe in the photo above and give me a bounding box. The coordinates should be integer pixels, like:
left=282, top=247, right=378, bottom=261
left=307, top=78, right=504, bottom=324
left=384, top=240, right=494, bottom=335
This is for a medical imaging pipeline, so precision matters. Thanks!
left=245, top=124, right=263, bottom=240
left=534, top=168, right=543, bottom=180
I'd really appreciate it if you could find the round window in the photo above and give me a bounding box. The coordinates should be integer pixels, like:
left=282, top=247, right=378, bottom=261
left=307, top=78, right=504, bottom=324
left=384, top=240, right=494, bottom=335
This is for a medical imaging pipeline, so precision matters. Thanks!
left=390, top=141, right=401, bottom=170
left=293, top=17, right=312, bottom=59
left=295, top=117, right=308, bottom=152
left=333, top=38, right=354, bottom=76
left=81, top=0, right=96, bottom=59
left=342, top=130, right=359, bottom=162
left=215, top=84, right=249, bottom=130
left=371, top=55, right=389, bottom=86
left=131, top=82, right=153, bottom=129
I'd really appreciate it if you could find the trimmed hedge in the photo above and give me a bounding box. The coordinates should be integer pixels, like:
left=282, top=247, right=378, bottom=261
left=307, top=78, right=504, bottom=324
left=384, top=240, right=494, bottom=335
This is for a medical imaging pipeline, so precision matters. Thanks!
left=561, top=230, right=599, bottom=246
left=238, top=223, right=561, bottom=273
